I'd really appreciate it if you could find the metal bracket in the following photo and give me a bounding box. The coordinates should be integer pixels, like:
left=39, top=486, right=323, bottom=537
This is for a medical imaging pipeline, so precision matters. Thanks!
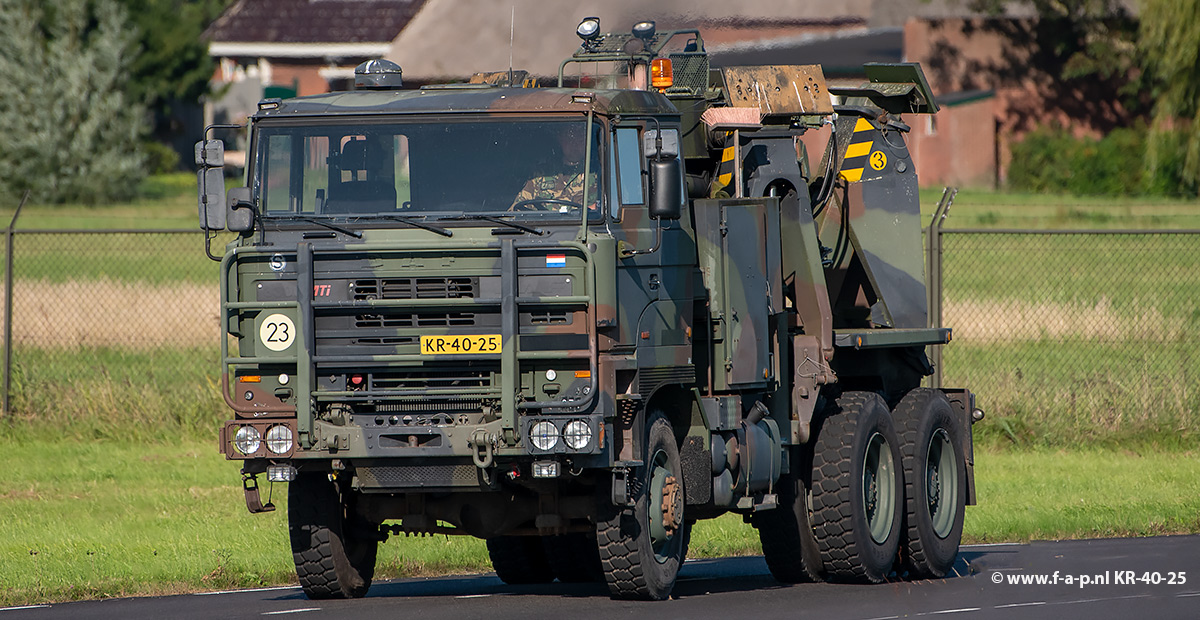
left=242, top=471, right=276, bottom=513
left=611, top=467, right=632, bottom=506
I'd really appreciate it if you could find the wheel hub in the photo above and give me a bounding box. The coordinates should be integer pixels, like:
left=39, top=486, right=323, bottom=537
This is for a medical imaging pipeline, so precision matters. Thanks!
left=927, top=463, right=941, bottom=513
left=865, top=468, right=878, bottom=516
left=661, top=474, right=680, bottom=535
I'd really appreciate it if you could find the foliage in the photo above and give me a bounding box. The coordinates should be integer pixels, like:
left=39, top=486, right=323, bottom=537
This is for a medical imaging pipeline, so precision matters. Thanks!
left=0, top=0, right=146, bottom=204
left=959, top=0, right=1144, bottom=117
left=1138, top=0, right=1200, bottom=194
left=119, top=0, right=232, bottom=151
left=1007, top=123, right=1192, bottom=197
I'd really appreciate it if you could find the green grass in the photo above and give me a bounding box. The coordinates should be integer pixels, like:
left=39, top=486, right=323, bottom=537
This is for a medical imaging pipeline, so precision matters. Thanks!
left=0, top=440, right=491, bottom=606
left=2, top=347, right=226, bottom=443
left=945, top=340, right=1200, bottom=449
left=0, top=173, right=205, bottom=230
left=5, top=232, right=225, bottom=284
left=2, top=440, right=1196, bottom=607
left=964, top=446, right=1200, bottom=542
left=1, top=177, right=1197, bottom=232
left=919, top=187, right=1200, bottom=230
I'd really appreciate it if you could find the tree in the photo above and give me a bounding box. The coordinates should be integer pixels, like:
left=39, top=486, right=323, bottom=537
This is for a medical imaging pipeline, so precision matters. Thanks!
left=0, top=0, right=147, bottom=204
left=119, top=0, right=232, bottom=165
left=1139, top=0, right=1200, bottom=194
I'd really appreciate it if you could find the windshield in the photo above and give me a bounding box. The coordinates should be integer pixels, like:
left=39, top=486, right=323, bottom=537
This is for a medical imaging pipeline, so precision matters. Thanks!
left=253, top=118, right=604, bottom=221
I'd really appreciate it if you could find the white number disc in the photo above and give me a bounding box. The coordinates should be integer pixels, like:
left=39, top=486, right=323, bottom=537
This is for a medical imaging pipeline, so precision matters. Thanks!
left=259, top=314, right=296, bottom=352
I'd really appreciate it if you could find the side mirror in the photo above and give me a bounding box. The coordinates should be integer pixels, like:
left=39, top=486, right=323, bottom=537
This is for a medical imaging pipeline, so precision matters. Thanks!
left=648, top=155, right=682, bottom=220
left=226, top=187, right=255, bottom=233
left=195, top=140, right=226, bottom=230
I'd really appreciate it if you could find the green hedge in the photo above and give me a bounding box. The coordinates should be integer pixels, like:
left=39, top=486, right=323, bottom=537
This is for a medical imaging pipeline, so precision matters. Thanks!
left=1008, top=123, right=1194, bottom=197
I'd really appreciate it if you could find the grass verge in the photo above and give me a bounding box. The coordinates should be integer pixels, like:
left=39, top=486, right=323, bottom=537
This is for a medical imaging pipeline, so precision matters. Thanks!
left=1, top=441, right=1197, bottom=607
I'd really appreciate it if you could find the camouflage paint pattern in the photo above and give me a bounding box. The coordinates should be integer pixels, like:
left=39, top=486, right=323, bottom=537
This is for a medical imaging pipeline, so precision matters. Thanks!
left=210, top=37, right=971, bottom=547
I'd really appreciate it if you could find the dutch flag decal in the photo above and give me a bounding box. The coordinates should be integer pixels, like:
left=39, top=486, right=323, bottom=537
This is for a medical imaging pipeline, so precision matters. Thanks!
left=546, top=254, right=567, bottom=268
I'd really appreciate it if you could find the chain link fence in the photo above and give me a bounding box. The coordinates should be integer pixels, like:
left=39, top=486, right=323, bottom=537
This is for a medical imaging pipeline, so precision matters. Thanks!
left=3, top=227, right=1198, bottom=445
left=0, top=230, right=227, bottom=437
left=936, top=230, right=1200, bottom=444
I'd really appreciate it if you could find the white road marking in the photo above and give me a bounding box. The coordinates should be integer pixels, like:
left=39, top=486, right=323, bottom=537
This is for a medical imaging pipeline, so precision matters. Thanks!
left=859, top=615, right=899, bottom=620
left=455, top=594, right=492, bottom=599
left=1049, top=594, right=1149, bottom=606
left=0, top=605, right=51, bottom=612
left=1177, top=592, right=1200, bottom=598
left=262, top=609, right=320, bottom=616
left=962, top=543, right=1024, bottom=548
left=195, top=586, right=301, bottom=596
left=995, top=601, right=1046, bottom=609
left=928, top=608, right=981, bottom=615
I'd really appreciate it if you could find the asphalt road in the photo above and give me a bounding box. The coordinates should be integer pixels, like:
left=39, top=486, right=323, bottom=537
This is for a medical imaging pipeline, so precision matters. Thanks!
left=5, top=536, right=1200, bottom=620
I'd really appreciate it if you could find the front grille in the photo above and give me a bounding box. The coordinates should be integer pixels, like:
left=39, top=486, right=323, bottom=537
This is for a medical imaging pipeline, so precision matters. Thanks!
left=352, top=277, right=477, bottom=328
left=353, top=277, right=476, bottom=299
left=528, top=310, right=569, bottom=324
left=357, top=465, right=480, bottom=489
left=371, top=368, right=493, bottom=391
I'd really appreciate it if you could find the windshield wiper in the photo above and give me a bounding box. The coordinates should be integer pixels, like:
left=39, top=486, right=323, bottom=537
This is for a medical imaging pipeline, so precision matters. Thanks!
left=442, top=214, right=544, bottom=235
left=376, top=215, right=453, bottom=237
left=279, top=214, right=363, bottom=238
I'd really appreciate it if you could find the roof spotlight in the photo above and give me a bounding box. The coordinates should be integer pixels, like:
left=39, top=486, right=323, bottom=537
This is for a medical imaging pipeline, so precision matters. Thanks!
left=632, top=20, right=656, bottom=40
left=576, top=17, right=601, bottom=41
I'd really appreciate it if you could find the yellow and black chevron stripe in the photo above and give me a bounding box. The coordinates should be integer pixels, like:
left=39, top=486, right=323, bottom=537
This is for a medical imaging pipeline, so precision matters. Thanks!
left=839, top=118, right=877, bottom=183
left=709, top=137, right=737, bottom=197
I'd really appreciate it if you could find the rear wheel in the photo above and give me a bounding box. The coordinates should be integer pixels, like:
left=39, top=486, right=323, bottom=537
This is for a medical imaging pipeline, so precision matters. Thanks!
left=754, top=445, right=823, bottom=583
left=289, top=472, right=378, bottom=599
left=597, top=410, right=686, bottom=600
left=486, top=536, right=555, bottom=584
left=893, top=388, right=966, bottom=578
left=810, top=391, right=904, bottom=583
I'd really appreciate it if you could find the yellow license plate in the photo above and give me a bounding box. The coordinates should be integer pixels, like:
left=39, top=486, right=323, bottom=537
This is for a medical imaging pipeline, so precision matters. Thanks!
left=420, top=334, right=502, bottom=355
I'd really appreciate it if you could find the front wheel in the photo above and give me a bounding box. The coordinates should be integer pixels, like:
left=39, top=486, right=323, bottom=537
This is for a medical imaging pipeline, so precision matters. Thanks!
left=597, top=410, right=687, bottom=600
left=810, top=391, right=904, bottom=583
left=486, top=536, right=555, bottom=584
left=288, top=472, right=378, bottom=599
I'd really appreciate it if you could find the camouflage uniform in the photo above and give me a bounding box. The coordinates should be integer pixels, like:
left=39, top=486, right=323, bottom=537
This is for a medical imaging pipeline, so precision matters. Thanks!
left=512, top=171, right=599, bottom=209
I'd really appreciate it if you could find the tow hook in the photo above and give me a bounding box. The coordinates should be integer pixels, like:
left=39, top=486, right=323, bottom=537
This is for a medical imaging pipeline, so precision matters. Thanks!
left=469, top=430, right=496, bottom=469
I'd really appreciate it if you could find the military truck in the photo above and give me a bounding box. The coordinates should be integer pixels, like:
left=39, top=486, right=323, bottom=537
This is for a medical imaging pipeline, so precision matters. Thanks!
left=197, top=18, right=980, bottom=601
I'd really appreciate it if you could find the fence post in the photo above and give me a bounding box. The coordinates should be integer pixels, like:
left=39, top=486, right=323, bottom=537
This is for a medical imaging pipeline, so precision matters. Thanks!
left=927, top=188, right=956, bottom=389
left=3, top=191, right=29, bottom=415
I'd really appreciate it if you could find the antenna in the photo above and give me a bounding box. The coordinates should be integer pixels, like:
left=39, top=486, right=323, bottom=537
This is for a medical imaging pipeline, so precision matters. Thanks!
left=508, top=6, right=515, bottom=87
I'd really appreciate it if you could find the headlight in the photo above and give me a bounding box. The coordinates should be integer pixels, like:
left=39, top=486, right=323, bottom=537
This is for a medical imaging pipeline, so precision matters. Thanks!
left=563, top=420, right=592, bottom=450
left=265, top=425, right=294, bottom=454
left=234, top=426, right=261, bottom=455
left=530, top=420, right=559, bottom=451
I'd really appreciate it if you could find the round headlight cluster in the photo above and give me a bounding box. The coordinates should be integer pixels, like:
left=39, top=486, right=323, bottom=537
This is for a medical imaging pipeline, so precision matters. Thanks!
left=234, top=426, right=261, bottom=455
left=563, top=420, right=592, bottom=450
left=531, top=421, right=559, bottom=451
left=528, top=419, right=594, bottom=452
left=266, top=425, right=294, bottom=454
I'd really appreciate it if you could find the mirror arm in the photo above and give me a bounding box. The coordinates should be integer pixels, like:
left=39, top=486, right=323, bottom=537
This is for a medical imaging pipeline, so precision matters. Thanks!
left=619, top=220, right=664, bottom=257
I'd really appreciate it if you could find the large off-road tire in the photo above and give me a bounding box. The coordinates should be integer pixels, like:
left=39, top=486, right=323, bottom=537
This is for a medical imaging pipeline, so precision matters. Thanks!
left=811, top=391, right=904, bottom=583
left=543, top=532, right=604, bottom=583
left=754, top=444, right=823, bottom=583
left=893, top=388, right=966, bottom=578
left=288, top=472, right=378, bottom=599
left=486, top=536, right=555, bottom=584
left=597, top=410, right=687, bottom=600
